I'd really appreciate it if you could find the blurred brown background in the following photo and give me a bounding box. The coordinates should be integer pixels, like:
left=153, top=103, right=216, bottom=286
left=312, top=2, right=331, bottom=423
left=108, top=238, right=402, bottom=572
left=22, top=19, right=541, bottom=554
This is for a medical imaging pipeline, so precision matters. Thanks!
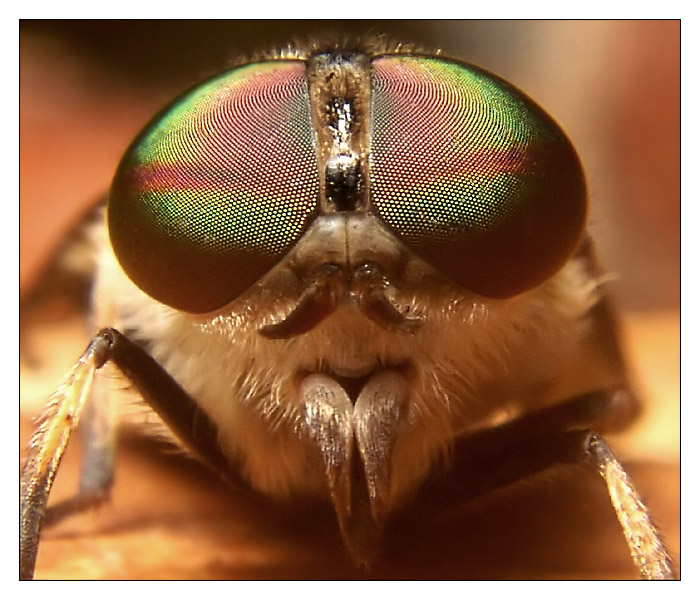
left=19, top=20, right=680, bottom=579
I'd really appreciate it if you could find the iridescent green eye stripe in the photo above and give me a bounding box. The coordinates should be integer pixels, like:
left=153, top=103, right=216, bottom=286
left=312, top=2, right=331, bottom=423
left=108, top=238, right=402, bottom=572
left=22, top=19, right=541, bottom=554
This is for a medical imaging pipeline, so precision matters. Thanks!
left=370, top=56, right=586, bottom=297
left=109, top=60, right=318, bottom=313
left=118, top=61, right=317, bottom=254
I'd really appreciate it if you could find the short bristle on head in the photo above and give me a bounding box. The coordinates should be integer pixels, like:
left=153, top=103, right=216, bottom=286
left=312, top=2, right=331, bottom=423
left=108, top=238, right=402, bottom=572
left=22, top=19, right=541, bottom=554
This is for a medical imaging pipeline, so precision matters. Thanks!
left=228, top=34, right=440, bottom=68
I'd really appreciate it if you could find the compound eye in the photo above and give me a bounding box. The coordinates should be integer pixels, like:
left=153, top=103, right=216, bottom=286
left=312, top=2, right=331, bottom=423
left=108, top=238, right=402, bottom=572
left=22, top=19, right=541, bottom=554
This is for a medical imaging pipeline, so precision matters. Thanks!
left=109, top=61, right=318, bottom=313
left=370, top=56, right=587, bottom=298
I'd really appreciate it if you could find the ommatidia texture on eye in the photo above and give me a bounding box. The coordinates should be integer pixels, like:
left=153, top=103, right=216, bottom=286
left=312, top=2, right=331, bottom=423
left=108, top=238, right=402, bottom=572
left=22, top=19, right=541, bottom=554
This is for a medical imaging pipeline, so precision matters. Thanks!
left=109, top=54, right=585, bottom=313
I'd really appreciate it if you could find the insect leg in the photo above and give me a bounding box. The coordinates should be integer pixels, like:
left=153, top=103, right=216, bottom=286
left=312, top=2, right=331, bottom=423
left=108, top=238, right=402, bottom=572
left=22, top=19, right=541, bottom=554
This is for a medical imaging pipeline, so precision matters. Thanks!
left=413, top=390, right=675, bottom=579
left=77, top=376, right=115, bottom=497
left=40, top=375, right=116, bottom=528
left=20, top=327, right=241, bottom=579
left=587, top=433, right=674, bottom=579
left=20, top=332, right=109, bottom=579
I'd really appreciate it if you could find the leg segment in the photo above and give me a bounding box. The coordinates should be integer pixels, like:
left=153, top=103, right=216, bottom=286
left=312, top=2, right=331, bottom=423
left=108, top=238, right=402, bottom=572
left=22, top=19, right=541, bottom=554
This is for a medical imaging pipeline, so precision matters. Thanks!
left=41, top=375, right=116, bottom=528
left=587, top=433, right=674, bottom=579
left=20, top=332, right=109, bottom=579
left=20, top=327, right=238, bottom=579
left=413, top=391, right=675, bottom=579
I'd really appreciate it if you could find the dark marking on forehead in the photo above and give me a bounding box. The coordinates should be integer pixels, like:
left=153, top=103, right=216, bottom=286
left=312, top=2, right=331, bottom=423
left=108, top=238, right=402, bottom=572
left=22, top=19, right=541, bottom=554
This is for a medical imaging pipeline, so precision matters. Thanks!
left=306, top=54, right=372, bottom=214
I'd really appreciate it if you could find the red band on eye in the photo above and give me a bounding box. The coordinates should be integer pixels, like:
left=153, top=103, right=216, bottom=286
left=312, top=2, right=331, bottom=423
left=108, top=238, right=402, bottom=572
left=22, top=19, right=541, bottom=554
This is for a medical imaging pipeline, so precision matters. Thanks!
left=369, top=56, right=586, bottom=297
left=109, top=61, right=319, bottom=313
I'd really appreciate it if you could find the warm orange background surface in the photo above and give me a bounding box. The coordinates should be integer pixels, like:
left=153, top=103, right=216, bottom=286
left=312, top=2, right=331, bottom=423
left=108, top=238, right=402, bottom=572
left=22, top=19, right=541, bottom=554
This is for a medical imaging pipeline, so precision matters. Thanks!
left=20, top=21, right=679, bottom=580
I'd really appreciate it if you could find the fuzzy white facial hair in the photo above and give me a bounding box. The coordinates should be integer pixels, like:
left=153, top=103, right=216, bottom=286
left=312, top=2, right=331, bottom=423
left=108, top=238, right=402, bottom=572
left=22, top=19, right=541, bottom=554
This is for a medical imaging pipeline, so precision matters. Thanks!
left=93, top=218, right=605, bottom=515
